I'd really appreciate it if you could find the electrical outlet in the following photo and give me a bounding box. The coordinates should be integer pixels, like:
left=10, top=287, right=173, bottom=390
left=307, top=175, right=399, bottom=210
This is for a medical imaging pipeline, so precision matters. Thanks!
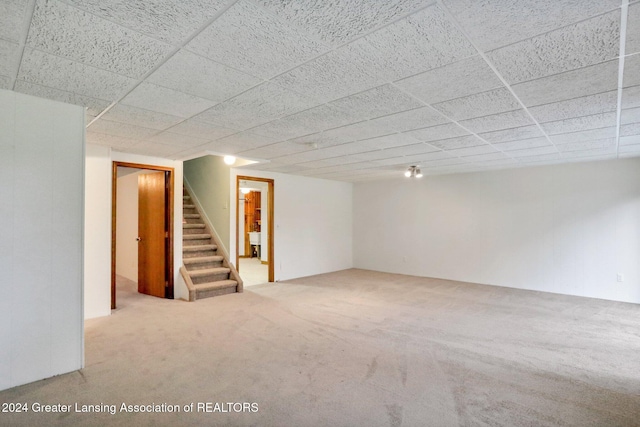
left=617, top=273, right=624, bottom=282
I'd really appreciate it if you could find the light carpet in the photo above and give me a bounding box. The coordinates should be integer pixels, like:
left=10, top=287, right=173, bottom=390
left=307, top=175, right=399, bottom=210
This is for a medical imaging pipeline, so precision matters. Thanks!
left=0, top=269, right=638, bottom=426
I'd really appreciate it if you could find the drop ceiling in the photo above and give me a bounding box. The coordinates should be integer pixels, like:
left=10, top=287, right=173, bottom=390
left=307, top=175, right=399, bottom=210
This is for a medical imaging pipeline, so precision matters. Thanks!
left=1, top=0, right=639, bottom=181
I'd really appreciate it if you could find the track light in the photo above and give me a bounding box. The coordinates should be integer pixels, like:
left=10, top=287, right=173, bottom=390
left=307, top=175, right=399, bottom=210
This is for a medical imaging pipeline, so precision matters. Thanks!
left=405, top=165, right=422, bottom=178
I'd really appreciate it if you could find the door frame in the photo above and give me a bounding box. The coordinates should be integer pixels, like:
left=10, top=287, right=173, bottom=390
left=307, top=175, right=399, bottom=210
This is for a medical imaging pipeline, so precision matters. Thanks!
left=235, top=175, right=274, bottom=283
left=111, top=161, right=175, bottom=309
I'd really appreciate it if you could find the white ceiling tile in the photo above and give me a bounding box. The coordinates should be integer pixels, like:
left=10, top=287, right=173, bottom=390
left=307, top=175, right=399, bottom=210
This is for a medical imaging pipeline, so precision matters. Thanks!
left=621, top=123, right=640, bottom=137
left=433, top=88, right=521, bottom=121
left=256, top=0, right=426, bottom=46
left=18, top=48, right=137, bottom=101
left=13, top=81, right=111, bottom=116
left=0, top=76, right=9, bottom=89
left=238, top=141, right=312, bottom=159
left=620, top=138, right=640, bottom=149
left=88, top=119, right=160, bottom=139
left=101, top=104, right=183, bottom=130
left=441, top=0, right=620, bottom=51
left=626, top=2, right=640, bottom=55
left=286, top=132, right=350, bottom=148
left=143, top=131, right=210, bottom=148
left=267, top=105, right=360, bottom=139
left=621, top=107, right=640, bottom=124
left=0, top=0, right=32, bottom=43
left=517, top=153, right=563, bottom=164
left=122, top=141, right=186, bottom=157
left=550, top=127, right=617, bottom=144
left=458, top=109, right=534, bottom=134
left=86, top=132, right=142, bottom=149
left=395, top=55, right=503, bottom=104
left=463, top=152, right=510, bottom=162
left=622, top=85, right=640, bottom=109
left=187, top=1, right=329, bottom=79
left=528, top=91, right=618, bottom=123
left=195, top=82, right=319, bottom=130
left=541, top=112, right=617, bottom=134
left=167, top=119, right=237, bottom=141
left=509, top=146, right=560, bottom=158
left=356, top=133, right=421, bottom=150
left=262, top=164, right=313, bottom=174
left=209, top=131, right=280, bottom=154
left=429, top=135, right=485, bottom=150
left=478, top=125, right=543, bottom=143
left=372, top=156, right=417, bottom=166
left=121, top=82, right=216, bottom=118
left=147, top=50, right=262, bottom=102
left=64, top=0, right=228, bottom=45
left=353, top=143, right=439, bottom=161
left=351, top=5, right=476, bottom=81
left=488, top=11, right=619, bottom=84
left=561, top=146, right=617, bottom=158
left=492, top=137, right=551, bottom=151
left=0, top=39, right=19, bottom=77
left=622, top=53, right=640, bottom=88
left=405, top=122, right=470, bottom=142
left=511, top=60, right=619, bottom=107
left=445, top=144, right=497, bottom=157
left=272, top=45, right=384, bottom=104
left=421, top=155, right=465, bottom=166
left=322, top=121, right=398, bottom=144
left=245, top=119, right=310, bottom=141
left=369, top=107, right=449, bottom=133
left=329, top=85, right=423, bottom=121
left=28, top=0, right=172, bottom=78
left=557, top=138, right=616, bottom=152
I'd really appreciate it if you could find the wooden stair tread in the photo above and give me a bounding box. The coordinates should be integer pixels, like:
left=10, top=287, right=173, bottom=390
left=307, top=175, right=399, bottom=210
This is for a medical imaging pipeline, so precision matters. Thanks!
left=183, top=244, right=217, bottom=252
left=183, top=255, right=223, bottom=264
left=183, top=234, right=211, bottom=240
left=188, top=267, right=230, bottom=277
left=194, top=280, right=237, bottom=291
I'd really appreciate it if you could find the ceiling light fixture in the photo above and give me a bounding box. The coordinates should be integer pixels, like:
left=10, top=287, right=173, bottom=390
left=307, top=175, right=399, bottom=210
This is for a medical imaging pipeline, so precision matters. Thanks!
left=240, top=187, right=251, bottom=194
left=223, top=155, right=236, bottom=165
left=405, top=165, right=423, bottom=178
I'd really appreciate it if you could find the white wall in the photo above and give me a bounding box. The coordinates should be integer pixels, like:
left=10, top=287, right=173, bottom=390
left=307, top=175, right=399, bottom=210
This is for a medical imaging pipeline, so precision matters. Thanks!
left=84, top=147, right=185, bottom=317
left=354, top=158, right=640, bottom=304
left=231, top=169, right=353, bottom=281
left=0, top=89, right=84, bottom=391
left=115, top=173, right=139, bottom=282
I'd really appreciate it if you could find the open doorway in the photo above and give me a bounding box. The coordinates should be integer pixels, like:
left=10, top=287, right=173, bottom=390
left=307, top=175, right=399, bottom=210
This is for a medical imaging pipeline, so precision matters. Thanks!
left=236, top=176, right=274, bottom=285
left=111, top=162, right=174, bottom=309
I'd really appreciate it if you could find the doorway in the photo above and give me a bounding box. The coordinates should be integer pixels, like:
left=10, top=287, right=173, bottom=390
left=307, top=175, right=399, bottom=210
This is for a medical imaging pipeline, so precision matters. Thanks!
left=236, top=176, right=274, bottom=284
left=111, top=162, right=174, bottom=309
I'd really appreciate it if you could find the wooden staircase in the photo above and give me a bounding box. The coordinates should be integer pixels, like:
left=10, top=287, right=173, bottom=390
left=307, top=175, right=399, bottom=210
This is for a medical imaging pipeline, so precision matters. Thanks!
left=180, top=188, right=242, bottom=301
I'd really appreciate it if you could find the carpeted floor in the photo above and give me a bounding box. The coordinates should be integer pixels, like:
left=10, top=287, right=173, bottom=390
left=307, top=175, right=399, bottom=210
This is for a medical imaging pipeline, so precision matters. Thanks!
left=238, top=257, right=269, bottom=287
left=1, top=269, right=639, bottom=427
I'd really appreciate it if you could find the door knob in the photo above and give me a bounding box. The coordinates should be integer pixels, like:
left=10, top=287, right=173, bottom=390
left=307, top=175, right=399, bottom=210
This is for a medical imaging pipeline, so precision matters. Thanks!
left=136, top=237, right=142, bottom=242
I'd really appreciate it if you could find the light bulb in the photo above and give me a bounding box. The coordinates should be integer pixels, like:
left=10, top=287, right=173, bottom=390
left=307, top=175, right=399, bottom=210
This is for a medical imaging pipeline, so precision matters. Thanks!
left=224, top=155, right=236, bottom=165
left=404, top=170, right=411, bottom=177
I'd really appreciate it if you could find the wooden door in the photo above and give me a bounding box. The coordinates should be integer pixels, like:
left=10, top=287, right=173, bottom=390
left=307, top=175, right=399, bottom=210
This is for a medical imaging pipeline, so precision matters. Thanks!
left=138, top=172, right=167, bottom=298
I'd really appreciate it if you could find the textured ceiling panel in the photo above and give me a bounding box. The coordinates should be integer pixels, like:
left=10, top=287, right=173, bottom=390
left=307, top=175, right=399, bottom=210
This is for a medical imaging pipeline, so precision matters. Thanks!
left=429, top=135, right=485, bottom=150
left=433, top=88, right=521, bottom=121
left=488, top=11, right=620, bottom=84
left=147, top=50, right=262, bottom=102
left=353, top=133, right=421, bottom=151
left=205, top=131, right=279, bottom=154
left=121, top=82, right=217, bottom=118
left=329, top=85, right=422, bottom=122
left=458, top=109, right=534, bottom=134
left=321, top=120, right=397, bottom=144
left=351, top=143, right=439, bottom=161
left=622, top=85, right=640, bottom=109
left=622, top=53, right=640, bottom=88
left=395, top=55, right=503, bottom=105
left=405, top=122, right=470, bottom=142
left=28, top=0, right=172, bottom=78
left=550, top=127, right=617, bottom=144
left=256, top=0, right=427, bottom=46
left=478, top=125, right=543, bottom=143
left=527, top=91, right=617, bottom=123
left=541, top=112, right=617, bottom=134
left=621, top=122, right=640, bottom=136
left=167, top=119, right=237, bottom=140
left=13, top=80, right=110, bottom=116
left=272, top=45, right=384, bottom=104
left=508, top=145, right=559, bottom=158
left=561, top=145, right=617, bottom=158
left=271, top=105, right=360, bottom=138
left=237, top=141, right=312, bottom=159
left=620, top=135, right=640, bottom=146
left=369, top=106, right=449, bottom=132
left=88, top=119, right=160, bottom=139
left=441, top=0, right=620, bottom=51
left=0, top=76, right=10, bottom=89
left=86, top=132, right=141, bottom=148
left=0, top=39, right=19, bottom=77
left=511, top=60, right=619, bottom=107
left=517, top=152, right=562, bottom=163
left=492, top=137, right=551, bottom=151
left=445, top=144, right=497, bottom=157
left=0, top=0, right=31, bottom=43
left=556, top=138, right=616, bottom=152
left=143, top=131, right=210, bottom=147
left=621, top=107, right=640, bottom=124
left=626, top=2, right=640, bottom=55
left=101, top=104, right=183, bottom=130
left=351, top=5, right=476, bottom=81
left=187, top=1, right=328, bottom=79
left=462, top=152, right=510, bottom=162
left=18, top=48, right=137, bottom=101
left=123, top=141, right=186, bottom=157
left=63, top=0, right=227, bottom=45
